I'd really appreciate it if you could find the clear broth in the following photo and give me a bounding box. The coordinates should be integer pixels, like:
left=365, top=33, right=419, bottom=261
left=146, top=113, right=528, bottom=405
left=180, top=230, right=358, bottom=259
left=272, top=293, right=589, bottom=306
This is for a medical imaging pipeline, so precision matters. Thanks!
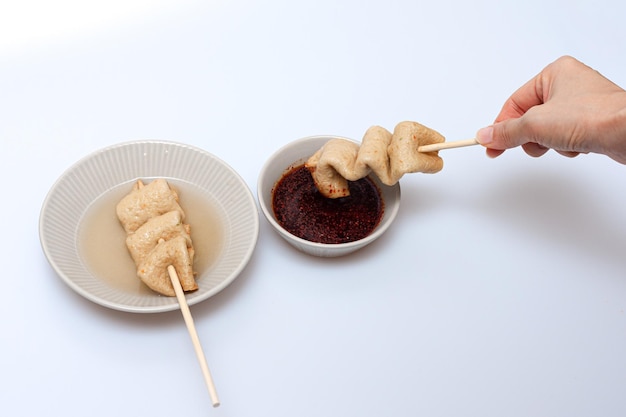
left=78, top=179, right=224, bottom=295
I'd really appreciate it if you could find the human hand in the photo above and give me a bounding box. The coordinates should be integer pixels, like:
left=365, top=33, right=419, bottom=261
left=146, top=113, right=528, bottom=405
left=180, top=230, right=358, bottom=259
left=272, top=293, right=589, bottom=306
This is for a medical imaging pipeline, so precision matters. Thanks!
left=476, top=55, right=626, bottom=164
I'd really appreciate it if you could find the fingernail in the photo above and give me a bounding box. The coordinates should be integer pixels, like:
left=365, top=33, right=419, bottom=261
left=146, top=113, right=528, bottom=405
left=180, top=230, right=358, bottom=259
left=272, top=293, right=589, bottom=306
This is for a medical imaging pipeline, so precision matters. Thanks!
left=476, top=126, right=494, bottom=145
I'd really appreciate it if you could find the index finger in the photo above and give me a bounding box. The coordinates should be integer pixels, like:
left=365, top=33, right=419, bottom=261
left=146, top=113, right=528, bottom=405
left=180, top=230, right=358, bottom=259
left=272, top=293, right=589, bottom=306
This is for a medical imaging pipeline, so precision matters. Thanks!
left=495, top=75, right=545, bottom=123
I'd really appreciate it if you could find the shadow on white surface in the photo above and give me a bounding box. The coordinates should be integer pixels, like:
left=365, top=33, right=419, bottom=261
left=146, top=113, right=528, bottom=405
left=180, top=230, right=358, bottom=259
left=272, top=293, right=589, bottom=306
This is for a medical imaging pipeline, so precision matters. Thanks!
left=398, top=156, right=626, bottom=272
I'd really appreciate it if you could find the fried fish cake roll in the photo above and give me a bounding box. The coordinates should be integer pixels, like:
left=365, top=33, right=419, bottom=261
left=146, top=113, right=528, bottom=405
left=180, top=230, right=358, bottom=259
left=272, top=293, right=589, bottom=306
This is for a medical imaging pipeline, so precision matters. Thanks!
left=116, top=179, right=185, bottom=234
left=137, top=236, right=198, bottom=297
left=125, top=210, right=194, bottom=265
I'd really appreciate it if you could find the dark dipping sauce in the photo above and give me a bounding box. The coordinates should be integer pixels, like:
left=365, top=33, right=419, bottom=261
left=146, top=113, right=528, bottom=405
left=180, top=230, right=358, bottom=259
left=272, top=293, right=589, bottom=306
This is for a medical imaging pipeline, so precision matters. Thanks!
left=272, top=164, right=384, bottom=244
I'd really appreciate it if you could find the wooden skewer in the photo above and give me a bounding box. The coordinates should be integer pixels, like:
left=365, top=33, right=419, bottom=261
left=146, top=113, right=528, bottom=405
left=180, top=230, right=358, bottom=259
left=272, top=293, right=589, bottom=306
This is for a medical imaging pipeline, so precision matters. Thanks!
left=135, top=192, right=218, bottom=407
left=167, top=265, right=221, bottom=408
left=418, top=138, right=479, bottom=153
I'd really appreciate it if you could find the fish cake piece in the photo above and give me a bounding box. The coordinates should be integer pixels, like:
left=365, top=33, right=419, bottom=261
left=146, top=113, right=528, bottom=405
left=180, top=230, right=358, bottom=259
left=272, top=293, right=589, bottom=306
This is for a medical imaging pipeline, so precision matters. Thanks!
left=137, top=236, right=197, bottom=297
left=125, top=210, right=194, bottom=265
left=116, top=179, right=185, bottom=234
left=388, top=121, right=444, bottom=179
left=357, top=125, right=394, bottom=184
left=306, top=139, right=366, bottom=198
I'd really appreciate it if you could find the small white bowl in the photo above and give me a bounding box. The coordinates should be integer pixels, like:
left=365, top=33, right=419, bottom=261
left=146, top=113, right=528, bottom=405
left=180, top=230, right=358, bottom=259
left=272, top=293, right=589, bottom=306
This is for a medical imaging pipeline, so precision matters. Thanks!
left=257, top=135, right=401, bottom=257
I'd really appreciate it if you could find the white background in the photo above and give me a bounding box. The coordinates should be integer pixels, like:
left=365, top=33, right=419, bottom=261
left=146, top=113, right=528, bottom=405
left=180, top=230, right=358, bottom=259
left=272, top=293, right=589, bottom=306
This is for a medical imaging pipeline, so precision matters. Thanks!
left=2, top=1, right=626, bottom=416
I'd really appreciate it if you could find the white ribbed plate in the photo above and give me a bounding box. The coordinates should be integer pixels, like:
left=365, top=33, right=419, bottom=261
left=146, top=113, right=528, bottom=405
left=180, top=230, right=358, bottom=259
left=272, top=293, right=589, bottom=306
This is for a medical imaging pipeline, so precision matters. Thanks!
left=39, top=140, right=259, bottom=313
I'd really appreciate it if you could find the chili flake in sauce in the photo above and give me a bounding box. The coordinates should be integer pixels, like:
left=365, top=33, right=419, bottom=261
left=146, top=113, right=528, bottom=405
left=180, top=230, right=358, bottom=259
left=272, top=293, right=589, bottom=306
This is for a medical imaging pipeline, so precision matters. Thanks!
left=272, top=164, right=384, bottom=244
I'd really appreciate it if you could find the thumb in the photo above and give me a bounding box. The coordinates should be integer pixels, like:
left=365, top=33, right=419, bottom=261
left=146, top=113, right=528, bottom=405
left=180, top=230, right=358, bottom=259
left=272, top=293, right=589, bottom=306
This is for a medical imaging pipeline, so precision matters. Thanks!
left=476, top=118, right=530, bottom=150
